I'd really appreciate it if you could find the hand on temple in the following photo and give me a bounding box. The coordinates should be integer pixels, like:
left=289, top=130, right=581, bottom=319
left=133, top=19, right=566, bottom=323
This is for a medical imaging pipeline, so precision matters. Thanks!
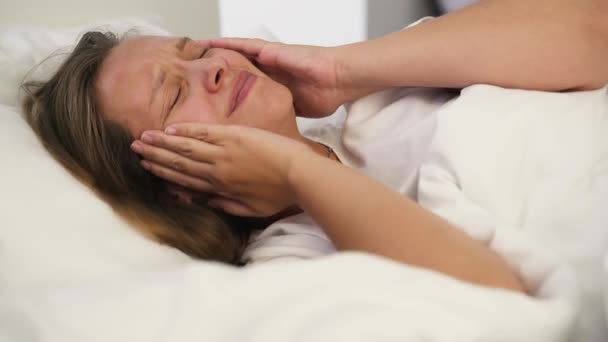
left=208, top=0, right=608, bottom=97
left=132, top=122, right=526, bottom=292
left=203, top=37, right=363, bottom=117
left=132, top=123, right=314, bottom=217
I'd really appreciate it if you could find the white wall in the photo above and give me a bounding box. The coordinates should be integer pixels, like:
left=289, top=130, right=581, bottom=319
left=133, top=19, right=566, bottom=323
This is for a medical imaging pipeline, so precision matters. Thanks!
left=367, top=0, right=437, bottom=39
left=436, top=0, right=477, bottom=13
left=0, top=0, right=219, bottom=38
left=219, top=0, right=367, bottom=46
left=0, top=0, right=437, bottom=44
left=219, top=0, right=436, bottom=46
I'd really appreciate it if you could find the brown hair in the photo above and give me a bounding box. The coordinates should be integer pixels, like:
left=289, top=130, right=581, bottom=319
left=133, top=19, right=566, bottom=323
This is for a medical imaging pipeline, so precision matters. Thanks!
left=21, top=31, right=253, bottom=264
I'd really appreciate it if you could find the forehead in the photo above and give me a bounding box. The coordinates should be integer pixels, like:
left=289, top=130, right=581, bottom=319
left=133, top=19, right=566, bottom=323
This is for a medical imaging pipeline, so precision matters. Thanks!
left=95, top=36, right=178, bottom=137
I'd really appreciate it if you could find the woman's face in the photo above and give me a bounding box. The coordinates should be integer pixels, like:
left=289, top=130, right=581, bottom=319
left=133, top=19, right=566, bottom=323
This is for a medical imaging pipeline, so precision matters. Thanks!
left=95, top=36, right=298, bottom=139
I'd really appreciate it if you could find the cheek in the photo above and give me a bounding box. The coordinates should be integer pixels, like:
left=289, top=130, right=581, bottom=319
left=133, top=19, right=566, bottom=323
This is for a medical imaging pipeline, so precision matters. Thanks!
left=263, top=83, right=294, bottom=123
left=230, top=80, right=300, bottom=140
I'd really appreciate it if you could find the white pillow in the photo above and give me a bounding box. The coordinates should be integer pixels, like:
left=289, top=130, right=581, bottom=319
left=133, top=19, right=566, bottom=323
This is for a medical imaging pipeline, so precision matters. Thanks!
left=0, top=17, right=170, bottom=107
left=0, top=103, right=192, bottom=290
left=0, top=19, right=191, bottom=291
left=0, top=18, right=343, bottom=290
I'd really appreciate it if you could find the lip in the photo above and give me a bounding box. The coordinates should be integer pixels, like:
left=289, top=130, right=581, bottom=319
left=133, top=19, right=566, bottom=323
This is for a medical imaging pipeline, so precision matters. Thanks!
left=228, top=71, right=257, bottom=116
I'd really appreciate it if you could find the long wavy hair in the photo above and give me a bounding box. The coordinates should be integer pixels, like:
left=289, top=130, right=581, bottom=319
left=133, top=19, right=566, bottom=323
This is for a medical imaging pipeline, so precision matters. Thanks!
left=21, top=31, right=254, bottom=264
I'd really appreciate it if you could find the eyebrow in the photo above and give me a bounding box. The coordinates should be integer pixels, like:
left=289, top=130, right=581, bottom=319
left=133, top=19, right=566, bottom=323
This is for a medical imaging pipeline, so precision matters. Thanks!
left=149, top=37, right=192, bottom=109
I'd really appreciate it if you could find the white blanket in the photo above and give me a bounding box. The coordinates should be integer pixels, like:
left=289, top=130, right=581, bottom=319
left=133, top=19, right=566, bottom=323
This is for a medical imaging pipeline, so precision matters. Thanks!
left=0, top=252, right=574, bottom=342
left=418, top=85, right=608, bottom=341
left=5, top=84, right=608, bottom=341
left=2, top=18, right=607, bottom=341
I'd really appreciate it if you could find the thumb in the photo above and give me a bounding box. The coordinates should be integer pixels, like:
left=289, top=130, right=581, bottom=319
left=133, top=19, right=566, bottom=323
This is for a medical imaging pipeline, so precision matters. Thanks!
left=207, top=37, right=269, bottom=58
left=165, top=123, right=232, bottom=144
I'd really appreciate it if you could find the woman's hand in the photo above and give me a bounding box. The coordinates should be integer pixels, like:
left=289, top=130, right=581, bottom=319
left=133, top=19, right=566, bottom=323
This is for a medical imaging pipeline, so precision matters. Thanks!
left=131, top=123, right=313, bottom=217
left=204, top=38, right=352, bottom=117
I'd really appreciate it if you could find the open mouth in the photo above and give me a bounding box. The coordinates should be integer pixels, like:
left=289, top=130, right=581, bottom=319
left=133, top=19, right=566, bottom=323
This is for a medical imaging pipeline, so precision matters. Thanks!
left=229, top=71, right=257, bottom=116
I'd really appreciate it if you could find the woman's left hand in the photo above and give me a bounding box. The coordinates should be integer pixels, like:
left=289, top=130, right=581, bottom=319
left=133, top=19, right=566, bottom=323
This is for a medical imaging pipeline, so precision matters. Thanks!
left=131, top=123, right=312, bottom=217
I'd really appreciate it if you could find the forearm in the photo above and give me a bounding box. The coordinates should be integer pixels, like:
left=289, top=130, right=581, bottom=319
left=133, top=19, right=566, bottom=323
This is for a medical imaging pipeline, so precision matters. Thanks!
left=287, top=154, right=526, bottom=293
left=335, top=0, right=608, bottom=97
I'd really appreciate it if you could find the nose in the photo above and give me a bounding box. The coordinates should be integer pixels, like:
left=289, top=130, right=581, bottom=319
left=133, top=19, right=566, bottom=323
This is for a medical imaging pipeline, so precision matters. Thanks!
left=191, top=55, right=227, bottom=93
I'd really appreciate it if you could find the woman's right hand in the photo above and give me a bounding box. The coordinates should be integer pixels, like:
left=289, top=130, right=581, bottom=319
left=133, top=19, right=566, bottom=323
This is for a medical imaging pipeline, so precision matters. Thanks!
left=205, top=38, right=348, bottom=117
left=133, top=123, right=314, bottom=217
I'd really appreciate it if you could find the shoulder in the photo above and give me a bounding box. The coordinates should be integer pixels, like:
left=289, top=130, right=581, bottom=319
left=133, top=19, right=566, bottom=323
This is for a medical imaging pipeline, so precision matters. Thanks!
left=241, top=213, right=336, bottom=265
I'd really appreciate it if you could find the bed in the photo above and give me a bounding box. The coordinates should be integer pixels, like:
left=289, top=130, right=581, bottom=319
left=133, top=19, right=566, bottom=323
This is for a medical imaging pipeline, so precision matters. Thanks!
left=1, top=15, right=607, bottom=342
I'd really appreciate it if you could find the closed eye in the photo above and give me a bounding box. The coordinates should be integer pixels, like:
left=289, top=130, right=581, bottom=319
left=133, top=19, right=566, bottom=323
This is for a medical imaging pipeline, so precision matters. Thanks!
left=170, top=86, right=181, bottom=110
left=169, top=49, right=207, bottom=112
left=198, top=48, right=209, bottom=59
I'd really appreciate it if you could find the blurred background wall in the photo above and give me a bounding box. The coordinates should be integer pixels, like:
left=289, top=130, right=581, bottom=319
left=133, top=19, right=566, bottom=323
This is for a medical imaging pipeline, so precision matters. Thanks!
left=0, top=0, right=220, bottom=38
left=219, top=0, right=439, bottom=45
left=0, top=0, right=476, bottom=44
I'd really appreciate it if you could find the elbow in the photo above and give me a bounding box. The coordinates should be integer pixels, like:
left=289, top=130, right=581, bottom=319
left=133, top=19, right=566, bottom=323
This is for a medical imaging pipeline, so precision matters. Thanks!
left=476, top=259, right=529, bottom=295
left=549, top=0, right=608, bottom=90
left=478, top=270, right=528, bottom=295
left=497, top=276, right=529, bottom=295
left=578, top=2, right=608, bottom=90
left=588, top=0, right=608, bottom=34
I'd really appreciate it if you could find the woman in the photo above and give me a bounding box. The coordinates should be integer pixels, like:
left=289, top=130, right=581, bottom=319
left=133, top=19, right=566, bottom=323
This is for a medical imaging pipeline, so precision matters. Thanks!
left=22, top=32, right=257, bottom=264
left=22, top=0, right=607, bottom=293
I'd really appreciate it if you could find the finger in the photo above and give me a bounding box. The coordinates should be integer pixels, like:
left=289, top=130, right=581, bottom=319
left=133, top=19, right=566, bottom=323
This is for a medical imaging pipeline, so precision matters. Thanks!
left=195, top=39, right=259, bottom=62
left=206, top=38, right=270, bottom=57
left=140, top=130, right=222, bottom=163
left=141, top=160, right=214, bottom=193
left=208, top=197, right=259, bottom=217
left=192, top=39, right=212, bottom=49
left=192, top=39, right=211, bottom=47
left=194, top=39, right=262, bottom=62
left=131, top=139, right=214, bottom=178
left=164, top=123, right=237, bottom=144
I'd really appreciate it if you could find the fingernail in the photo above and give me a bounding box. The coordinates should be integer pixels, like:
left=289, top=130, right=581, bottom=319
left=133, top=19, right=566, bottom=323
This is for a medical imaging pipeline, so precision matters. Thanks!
left=141, top=132, right=153, bottom=143
left=131, top=142, right=143, bottom=153
left=140, top=160, right=151, bottom=169
left=165, top=127, right=176, bottom=135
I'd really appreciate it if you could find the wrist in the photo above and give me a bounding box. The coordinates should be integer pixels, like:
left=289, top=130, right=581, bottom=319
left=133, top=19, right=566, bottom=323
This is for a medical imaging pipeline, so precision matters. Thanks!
left=284, top=147, right=321, bottom=205
left=332, top=44, right=385, bottom=103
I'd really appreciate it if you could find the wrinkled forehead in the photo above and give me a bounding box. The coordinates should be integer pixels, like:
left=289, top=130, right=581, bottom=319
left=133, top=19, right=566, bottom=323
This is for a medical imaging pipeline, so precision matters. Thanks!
left=95, top=36, right=173, bottom=137
left=101, top=35, right=178, bottom=79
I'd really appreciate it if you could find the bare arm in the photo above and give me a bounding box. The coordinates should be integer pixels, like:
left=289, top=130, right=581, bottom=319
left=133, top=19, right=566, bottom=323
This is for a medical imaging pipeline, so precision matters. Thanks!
left=136, top=124, right=527, bottom=293
left=337, top=0, right=608, bottom=97
left=288, top=153, right=526, bottom=293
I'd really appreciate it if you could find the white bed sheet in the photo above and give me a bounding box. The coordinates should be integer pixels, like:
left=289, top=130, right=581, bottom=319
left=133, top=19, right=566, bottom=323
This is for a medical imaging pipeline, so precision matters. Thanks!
left=2, top=83, right=600, bottom=340
left=418, top=85, right=608, bottom=341
left=1, top=19, right=607, bottom=342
